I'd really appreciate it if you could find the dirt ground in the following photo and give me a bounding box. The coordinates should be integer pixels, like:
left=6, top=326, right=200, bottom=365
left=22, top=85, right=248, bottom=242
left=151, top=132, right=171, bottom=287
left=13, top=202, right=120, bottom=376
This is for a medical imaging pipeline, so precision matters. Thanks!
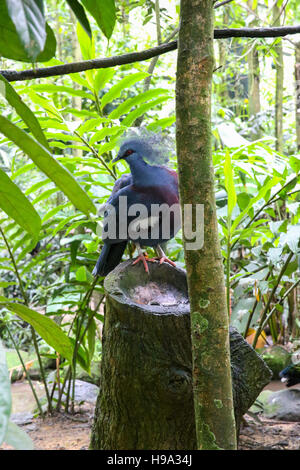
left=2, top=404, right=300, bottom=451
left=1, top=382, right=300, bottom=451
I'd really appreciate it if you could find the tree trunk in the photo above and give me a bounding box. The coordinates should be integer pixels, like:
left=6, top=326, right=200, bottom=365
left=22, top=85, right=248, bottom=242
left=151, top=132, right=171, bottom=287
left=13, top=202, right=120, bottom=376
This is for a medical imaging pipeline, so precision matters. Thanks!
left=273, top=2, right=284, bottom=153
left=90, top=261, right=272, bottom=450
left=295, top=42, right=300, bottom=151
left=70, top=10, right=82, bottom=159
left=218, top=8, right=229, bottom=106
left=247, top=1, right=261, bottom=139
left=176, top=0, right=236, bottom=449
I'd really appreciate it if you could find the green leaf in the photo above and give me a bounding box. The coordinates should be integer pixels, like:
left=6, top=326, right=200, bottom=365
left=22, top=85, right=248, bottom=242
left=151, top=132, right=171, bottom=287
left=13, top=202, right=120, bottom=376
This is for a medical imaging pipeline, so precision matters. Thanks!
left=94, top=68, right=115, bottom=94
left=76, top=266, right=87, bottom=282
left=0, top=75, right=50, bottom=150
left=231, top=177, right=280, bottom=232
left=76, top=21, right=94, bottom=60
left=0, top=282, right=17, bottom=288
left=108, top=88, right=169, bottom=120
left=0, top=1, right=55, bottom=62
left=121, top=96, right=170, bottom=126
left=224, top=150, right=237, bottom=218
left=3, top=303, right=74, bottom=362
left=87, top=317, right=96, bottom=361
left=81, top=0, right=116, bottom=40
left=0, top=340, right=11, bottom=446
left=0, top=167, right=41, bottom=237
left=89, top=125, right=124, bottom=145
left=100, top=72, right=148, bottom=110
left=0, top=116, right=96, bottom=216
left=3, top=421, right=34, bottom=450
left=66, top=0, right=92, bottom=37
left=6, top=0, right=46, bottom=61
left=30, top=84, right=92, bottom=100
left=147, top=116, right=176, bottom=132
left=35, top=23, right=57, bottom=62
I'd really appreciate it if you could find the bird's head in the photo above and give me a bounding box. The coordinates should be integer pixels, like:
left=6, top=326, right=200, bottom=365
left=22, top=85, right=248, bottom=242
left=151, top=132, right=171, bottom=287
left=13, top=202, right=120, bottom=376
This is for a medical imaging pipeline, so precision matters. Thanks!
left=113, top=138, right=150, bottom=165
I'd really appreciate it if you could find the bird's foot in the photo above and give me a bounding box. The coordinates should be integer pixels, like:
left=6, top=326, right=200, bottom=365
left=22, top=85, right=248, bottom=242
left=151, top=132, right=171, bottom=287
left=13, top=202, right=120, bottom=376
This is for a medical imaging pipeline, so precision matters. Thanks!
left=132, top=253, right=150, bottom=273
left=149, top=256, right=176, bottom=267
left=157, top=256, right=176, bottom=267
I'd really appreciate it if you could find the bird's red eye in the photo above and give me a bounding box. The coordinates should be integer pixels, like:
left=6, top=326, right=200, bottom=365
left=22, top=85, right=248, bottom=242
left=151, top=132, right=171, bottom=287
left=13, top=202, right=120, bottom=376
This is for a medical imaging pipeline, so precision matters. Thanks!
left=124, top=149, right=134, bottom=157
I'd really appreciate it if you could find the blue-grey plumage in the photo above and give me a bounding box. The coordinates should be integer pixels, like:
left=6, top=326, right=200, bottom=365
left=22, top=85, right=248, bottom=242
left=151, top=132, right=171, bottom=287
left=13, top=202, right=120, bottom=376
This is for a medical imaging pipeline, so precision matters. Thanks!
left=92, top=138, right=180, bottom=277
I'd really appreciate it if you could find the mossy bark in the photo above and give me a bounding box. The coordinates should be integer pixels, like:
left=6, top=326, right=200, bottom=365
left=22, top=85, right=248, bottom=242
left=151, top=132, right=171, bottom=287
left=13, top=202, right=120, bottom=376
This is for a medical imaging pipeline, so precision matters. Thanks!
left=247, top=1, right=261, bottom=139
left=176, top=0, right=236, bottom=449
left=295, top=42, right=300, bottom=151
left=90, top=261, right=272, bottom=450
left=273, top=2, right=284, bottom=154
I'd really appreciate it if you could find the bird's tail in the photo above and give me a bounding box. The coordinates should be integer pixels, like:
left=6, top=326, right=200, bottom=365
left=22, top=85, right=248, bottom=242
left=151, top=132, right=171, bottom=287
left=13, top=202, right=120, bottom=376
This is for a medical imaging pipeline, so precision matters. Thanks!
left=92, top=241, right=127, bottom=277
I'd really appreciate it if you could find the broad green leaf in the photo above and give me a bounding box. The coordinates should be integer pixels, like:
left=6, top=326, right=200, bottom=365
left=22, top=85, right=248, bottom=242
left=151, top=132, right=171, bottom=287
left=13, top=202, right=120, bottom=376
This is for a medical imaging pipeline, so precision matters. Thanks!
left=41, top=203, right=70, bottom=224
left=100, top=72, right=148, bottom=110
left=87, top=317, right=96, bottom=361
left=6, top=0, right=46, bottom=61
left=32, top=188, right=59, bottom=205
left=0, top=0, right=55, bottom=62
left=3, top=420, right=34, bottom=450
left=25, top=178, right=51, bottom=196
left=147, top=116, right=176, bottom=132
left=224, top=150, right=237, bottom=218
left=0, top=167, right=41, bottom=236
left=81, top=0, right=116, bottom=40
left=231, top=177, right=280, bottom=232
left=108, top=88, right=169, bottom=120
left=26, top=91, right=62, bottom=120
left=0, top=340, right=11, bottom=445
left=36, top=23, right=57, bottom=62
left=94, top=68, right=115, bottom=94
left=89, top=126, right=124, bottom=145
left=30, top=84, right=93, bottom=100
left=76, top=21, right=95, bottom=61
left=0, top=75, right=49, bottom=150
left=3, top=303, right=74, bottom=362
left=121, top=96, right=170, bottom=127
left=66, top=0, right=92, bottom=37
left=76, top=117, right=107, bottom=136
left=76, top=265, right=87, bottom=282
left=0, top=116, right=96, bottom=216
left=0, top=282, right=16, bottom=288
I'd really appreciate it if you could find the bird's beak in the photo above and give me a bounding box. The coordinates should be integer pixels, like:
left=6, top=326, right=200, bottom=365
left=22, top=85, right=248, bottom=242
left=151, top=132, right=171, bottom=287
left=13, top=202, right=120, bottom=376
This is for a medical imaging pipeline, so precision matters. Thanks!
left=112, top=153, right=122, bottom=164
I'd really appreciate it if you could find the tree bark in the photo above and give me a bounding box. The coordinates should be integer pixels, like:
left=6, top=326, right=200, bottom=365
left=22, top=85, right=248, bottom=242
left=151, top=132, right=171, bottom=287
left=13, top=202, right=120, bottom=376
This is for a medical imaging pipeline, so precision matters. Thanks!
left=247, top=1, right=261, bottom=139
left=176, top=0, right=236, bottom=450
left=273, top=2, right=284, bottom=153
left=90, top=261, right=272, bottom=450
left=295, top=42, right=300, bottom=151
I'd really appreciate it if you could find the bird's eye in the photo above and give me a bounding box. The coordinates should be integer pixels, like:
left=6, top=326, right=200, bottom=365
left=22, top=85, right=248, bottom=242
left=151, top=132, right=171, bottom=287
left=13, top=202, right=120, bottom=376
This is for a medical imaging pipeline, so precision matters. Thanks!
left=124, top=149, right=134, bottom=157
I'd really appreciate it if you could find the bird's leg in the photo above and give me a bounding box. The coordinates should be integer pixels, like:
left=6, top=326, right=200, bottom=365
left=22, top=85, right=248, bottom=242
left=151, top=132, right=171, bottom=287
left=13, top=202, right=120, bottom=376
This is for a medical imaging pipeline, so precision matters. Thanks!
left=132, top=243, right=150, bottom=273
left=154, top=245, right=176, bottom=267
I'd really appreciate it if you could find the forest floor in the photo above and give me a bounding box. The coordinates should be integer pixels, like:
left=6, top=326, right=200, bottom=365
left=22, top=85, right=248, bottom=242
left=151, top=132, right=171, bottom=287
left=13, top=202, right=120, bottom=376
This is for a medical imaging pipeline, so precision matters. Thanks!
left=1, top=381, right=300, bottom=451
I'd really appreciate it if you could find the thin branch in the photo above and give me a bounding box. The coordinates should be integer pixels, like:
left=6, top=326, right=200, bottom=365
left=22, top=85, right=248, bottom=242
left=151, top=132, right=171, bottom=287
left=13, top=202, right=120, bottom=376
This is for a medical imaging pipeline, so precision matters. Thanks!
left=1, top=25, right=300, bottom=83
left=214, top=0, right=234, bottom=8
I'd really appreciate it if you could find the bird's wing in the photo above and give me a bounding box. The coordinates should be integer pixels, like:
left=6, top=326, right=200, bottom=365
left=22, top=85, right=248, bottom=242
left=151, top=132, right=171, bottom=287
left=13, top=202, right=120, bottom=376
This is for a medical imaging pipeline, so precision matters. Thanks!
left=102, top=182, right=180, bottom=244
left=98, top=174, right=132, bottom=215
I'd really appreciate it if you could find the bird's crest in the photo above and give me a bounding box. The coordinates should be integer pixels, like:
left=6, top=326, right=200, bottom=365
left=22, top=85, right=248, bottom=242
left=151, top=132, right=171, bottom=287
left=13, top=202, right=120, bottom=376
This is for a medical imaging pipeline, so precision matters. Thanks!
left=116, top=129, right=174, bottom=166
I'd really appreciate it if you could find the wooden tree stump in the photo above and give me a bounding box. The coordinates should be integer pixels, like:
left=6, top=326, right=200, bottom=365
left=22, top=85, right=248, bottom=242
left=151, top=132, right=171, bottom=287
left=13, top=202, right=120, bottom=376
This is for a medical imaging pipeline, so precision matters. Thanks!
left=90, top=261, right=272, bottom=450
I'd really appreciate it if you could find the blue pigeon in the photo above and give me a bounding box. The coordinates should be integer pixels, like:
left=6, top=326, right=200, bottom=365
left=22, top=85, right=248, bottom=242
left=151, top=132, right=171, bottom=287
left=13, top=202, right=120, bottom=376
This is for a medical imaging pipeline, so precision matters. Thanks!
left=92, top=138, right=180, bottom=276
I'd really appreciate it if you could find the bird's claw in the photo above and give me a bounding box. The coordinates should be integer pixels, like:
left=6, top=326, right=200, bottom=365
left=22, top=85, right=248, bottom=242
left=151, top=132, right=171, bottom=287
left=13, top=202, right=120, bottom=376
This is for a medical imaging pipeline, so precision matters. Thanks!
left=132, top=253, right=150, bottom=273
left=157, top=256, right=176, bottom=267
left=132, top=252, right=176, bottom=273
